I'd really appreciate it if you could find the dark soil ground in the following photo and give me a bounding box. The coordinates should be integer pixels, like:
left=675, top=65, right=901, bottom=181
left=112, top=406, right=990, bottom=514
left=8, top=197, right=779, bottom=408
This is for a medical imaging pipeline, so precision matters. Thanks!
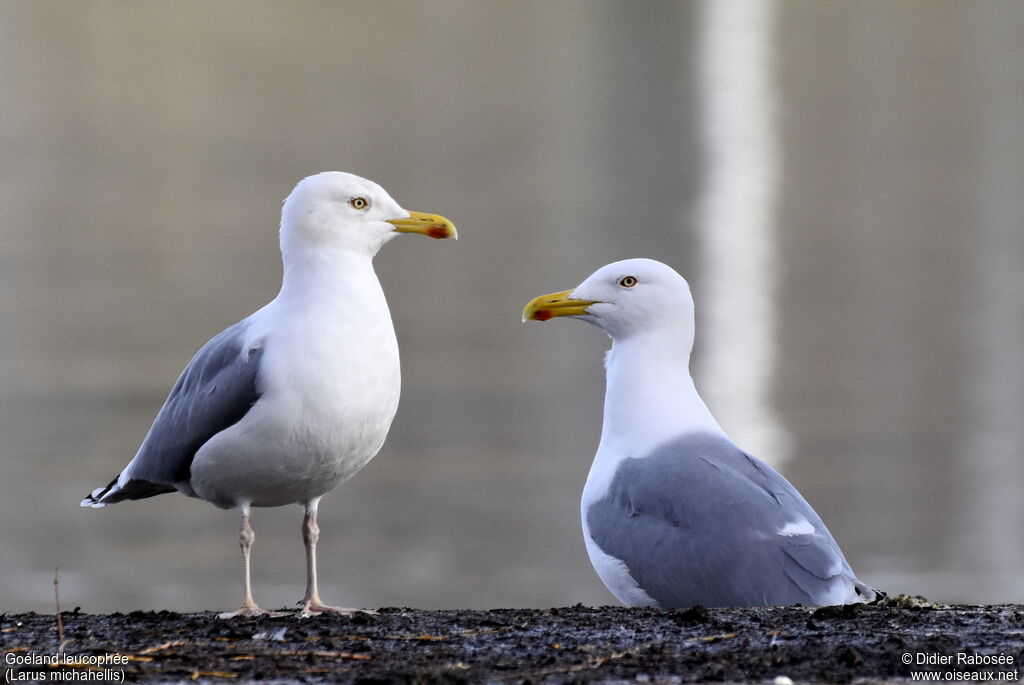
left=3, top=597, right=1022, bottom=683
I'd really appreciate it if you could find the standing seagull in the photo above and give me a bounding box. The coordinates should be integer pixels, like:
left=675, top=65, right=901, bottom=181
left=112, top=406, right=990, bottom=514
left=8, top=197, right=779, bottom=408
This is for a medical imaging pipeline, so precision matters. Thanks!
left=523, top=258, right=876, bottom=607
left=82, top=172, right=457, bottom=617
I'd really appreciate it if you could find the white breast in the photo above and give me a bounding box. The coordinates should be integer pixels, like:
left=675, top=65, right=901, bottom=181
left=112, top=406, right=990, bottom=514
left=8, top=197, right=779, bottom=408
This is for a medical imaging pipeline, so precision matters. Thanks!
left=189, top=269, right=401, bottom=509
left=261, top=297, right=401, bottom=467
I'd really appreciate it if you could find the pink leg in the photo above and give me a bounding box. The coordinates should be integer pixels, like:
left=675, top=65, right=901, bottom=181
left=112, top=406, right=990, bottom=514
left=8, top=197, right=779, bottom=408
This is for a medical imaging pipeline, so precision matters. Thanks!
left=219, top=504, right=284, bottom=619
left=299, top=498, right=374, bottom=617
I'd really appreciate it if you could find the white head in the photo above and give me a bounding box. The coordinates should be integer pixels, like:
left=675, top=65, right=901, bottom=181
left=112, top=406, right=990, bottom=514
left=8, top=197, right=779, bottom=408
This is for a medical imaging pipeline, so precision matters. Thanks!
left=524, top=258, right=696, bottom=348
left=525, top=258, right=723, bottom=443
left=279, top=171, right=456, bottom=262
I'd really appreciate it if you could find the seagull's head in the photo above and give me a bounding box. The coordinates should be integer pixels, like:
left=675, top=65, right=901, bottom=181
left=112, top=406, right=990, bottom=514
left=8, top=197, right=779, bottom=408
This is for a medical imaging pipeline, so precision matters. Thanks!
left=280, top=171, right=457, bottom=259
left=522, top=258, right=695, bottom=343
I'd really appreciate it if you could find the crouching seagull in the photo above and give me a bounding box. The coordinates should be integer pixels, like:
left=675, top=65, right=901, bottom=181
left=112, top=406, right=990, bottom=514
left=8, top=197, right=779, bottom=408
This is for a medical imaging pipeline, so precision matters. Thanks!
left=523, top=258, right=876, bottom=608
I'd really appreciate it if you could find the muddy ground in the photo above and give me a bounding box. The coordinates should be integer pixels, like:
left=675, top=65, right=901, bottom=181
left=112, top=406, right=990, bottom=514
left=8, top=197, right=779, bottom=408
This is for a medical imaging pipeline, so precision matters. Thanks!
left=3, top=598, right=1022, bottom=683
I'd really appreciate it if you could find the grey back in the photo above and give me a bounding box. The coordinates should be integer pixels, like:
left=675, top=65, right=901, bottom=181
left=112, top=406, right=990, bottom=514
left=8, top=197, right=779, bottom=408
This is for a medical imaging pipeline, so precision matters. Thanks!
left=586, top=432, right=857, bottom=607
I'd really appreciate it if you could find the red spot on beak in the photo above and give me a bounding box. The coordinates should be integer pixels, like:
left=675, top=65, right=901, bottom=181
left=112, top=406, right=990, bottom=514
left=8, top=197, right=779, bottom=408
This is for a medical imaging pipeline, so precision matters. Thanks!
left=427, top=226, right=448, bottom=239
left=534, top=310, right=553, bottom=322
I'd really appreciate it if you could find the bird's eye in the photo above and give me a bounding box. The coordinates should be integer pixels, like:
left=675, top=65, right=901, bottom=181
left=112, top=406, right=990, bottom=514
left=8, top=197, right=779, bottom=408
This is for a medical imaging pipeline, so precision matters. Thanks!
left=618, top=276, right=638, bottom=288
left=349, top=196, right=369, bottom=210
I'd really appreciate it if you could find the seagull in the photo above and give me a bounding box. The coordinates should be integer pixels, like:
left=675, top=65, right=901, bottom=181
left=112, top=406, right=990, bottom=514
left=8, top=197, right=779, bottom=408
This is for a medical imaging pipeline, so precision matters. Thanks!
left=82, top=171, right=457, bottom=618
left=523, top=258, right=877, bottom=607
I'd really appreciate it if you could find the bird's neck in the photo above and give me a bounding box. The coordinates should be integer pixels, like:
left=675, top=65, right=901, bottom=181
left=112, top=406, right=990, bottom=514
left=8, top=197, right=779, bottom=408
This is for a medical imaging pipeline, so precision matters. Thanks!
left=599, top=331, right=725, bottom=457
left=276, top=248, right=388, bottom=317
left=279, top=247, right=376, bottom=298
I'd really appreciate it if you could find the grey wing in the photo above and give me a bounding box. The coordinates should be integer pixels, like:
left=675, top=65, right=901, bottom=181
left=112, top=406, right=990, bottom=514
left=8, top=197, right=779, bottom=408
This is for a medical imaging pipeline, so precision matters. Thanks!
left=586, top=432, right=868, bottom=607
left=81, top=320, right=263, bottom=507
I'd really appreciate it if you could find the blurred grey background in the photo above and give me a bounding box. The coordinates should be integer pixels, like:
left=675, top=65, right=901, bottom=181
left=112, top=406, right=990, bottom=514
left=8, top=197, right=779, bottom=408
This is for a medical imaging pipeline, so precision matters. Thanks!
left=2, top=1, right=1022, bottom=613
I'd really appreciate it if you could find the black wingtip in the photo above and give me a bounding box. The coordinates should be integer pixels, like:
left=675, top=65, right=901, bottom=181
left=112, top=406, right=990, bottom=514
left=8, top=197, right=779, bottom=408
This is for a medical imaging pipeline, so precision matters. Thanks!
left=859, top=583, right=886, bottom=604
left=80, top=476, right=119, bottom=508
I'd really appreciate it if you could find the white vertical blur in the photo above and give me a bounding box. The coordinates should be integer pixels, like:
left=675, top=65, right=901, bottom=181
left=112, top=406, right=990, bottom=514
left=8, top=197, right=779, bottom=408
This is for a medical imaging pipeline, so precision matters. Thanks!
left=695, top=0, right=790, bottom=465
left=953, top=3, right=1024, bottom=599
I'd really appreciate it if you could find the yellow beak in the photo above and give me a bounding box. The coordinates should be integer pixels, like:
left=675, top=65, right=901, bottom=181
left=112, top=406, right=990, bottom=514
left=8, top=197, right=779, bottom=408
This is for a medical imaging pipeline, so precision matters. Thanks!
left=387, top=211, right=458, bottom=240
left=522, top=289, right=597, bottom=322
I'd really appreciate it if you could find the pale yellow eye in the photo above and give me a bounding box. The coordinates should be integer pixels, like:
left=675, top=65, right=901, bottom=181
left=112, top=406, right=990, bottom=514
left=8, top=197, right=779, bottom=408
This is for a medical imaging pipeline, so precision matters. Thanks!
left=619, top=275, right=638, bottom=288
left=349, top=196, right=369, bottom=210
